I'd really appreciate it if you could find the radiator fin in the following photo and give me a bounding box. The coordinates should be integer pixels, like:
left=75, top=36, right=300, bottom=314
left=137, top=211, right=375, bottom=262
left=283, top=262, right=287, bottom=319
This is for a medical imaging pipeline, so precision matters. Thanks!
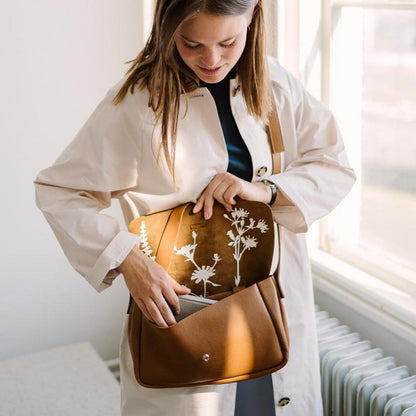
left=316, top=307, right=415, bottom=416
left=401, top=404, right=416, bottom=415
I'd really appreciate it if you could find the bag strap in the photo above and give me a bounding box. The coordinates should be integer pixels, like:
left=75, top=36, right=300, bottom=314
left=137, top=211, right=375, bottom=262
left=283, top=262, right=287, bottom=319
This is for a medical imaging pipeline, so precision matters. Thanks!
left=274, top=223, right=284, bottom=297
left=267, top=98, right=285, bottom=175
left=155, top=204, right=190, bottom=270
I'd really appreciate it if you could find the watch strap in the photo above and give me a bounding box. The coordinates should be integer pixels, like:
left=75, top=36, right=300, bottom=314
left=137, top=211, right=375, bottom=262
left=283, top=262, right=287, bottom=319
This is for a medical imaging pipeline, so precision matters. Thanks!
left=262, top=180, right=277, bottom=206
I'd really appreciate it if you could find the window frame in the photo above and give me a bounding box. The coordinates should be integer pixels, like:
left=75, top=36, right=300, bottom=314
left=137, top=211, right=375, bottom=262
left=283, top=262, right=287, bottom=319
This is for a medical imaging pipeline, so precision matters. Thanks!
left=276, top=0, right=416, bottom=334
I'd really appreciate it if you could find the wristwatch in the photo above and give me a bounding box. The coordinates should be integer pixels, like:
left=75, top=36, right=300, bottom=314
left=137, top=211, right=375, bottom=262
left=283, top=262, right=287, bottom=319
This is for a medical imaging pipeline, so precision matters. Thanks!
left=262, top=179, right=277, bottom=206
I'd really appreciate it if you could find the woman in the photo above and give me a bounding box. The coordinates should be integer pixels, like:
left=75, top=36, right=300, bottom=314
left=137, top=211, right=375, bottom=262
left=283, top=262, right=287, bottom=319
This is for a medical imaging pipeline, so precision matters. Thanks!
left=35, top=0, right=355, bottom=414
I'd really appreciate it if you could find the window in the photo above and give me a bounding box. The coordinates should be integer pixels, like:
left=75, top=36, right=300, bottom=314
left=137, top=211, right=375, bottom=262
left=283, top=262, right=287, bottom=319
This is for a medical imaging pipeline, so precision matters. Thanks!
left=277, top=0, right=416, bottom=323
left=324, top=1, right=416, bottom=291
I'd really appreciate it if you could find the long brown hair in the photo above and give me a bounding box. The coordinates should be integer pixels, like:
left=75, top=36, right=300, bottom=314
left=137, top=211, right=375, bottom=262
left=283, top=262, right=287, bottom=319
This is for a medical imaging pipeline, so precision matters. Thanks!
left=113, top=0, right=270, bottom=176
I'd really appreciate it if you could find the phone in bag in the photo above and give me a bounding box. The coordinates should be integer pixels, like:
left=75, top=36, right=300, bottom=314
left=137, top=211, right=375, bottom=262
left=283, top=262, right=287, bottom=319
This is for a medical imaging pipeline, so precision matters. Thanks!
left=175, top=294, right=217, bottom=322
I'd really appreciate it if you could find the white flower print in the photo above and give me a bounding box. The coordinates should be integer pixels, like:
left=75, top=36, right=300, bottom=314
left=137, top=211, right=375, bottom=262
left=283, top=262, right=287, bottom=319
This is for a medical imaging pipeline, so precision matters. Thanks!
left=138, top=221, right=155, bottom=260
left=241, top=235, right=258, bottom=250
left=224, top=207, right=269, bottom=286
left=256, top=219, right=269, bottom=234
left=174, top=232, right=222, bottom=297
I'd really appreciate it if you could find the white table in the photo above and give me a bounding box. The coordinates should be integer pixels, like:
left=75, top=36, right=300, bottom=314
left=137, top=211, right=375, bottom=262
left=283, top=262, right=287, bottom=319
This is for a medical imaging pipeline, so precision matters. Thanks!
left=0, top=343, right=120, bottom=416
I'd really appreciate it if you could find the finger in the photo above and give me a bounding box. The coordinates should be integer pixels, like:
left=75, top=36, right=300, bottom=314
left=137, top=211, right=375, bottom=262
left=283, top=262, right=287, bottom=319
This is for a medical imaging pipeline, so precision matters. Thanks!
left=201, top=189, right=234, bottom=219
left=165, top=276, right=191, bottom=315
left=223, top=183, right=240, bottom=205
left=214, top=190, right=234, bottom=211
left=212, top=185, right=235, bottom=212
left=155, top=297, right=177, bottom=326
left=193, top=197, right=203, bottom=214
left=170, top=278, right=191, bottom=295
left=167, top=275, right=190, bottom=295
left=193, top=172, right=229, bottom=215
left=145, top=298, right=172, bottom=327
left=194, top=183, right=216, bottom=215
left=159, top=282, right=180, bottom=316
left=203, top=193, right=215, bottom=220
left=194, top=190, right=215, bottom=220
left=136, top=298, right=153, bottom=322
left=162, top=278, right=187, bottom=315
left=194, top=188, right=215, bottom=215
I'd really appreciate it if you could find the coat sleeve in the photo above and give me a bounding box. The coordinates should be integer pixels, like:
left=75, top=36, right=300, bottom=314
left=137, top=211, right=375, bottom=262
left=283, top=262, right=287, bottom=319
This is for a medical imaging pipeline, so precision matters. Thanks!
left=270, top=65, right=356, bottom=233
left=34, top=88, right=144, bottom=292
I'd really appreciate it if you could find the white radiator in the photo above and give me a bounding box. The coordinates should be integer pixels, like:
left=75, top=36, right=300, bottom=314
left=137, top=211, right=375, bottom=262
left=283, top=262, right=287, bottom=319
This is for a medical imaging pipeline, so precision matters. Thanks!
left=316, top=308, right=416, bottom=416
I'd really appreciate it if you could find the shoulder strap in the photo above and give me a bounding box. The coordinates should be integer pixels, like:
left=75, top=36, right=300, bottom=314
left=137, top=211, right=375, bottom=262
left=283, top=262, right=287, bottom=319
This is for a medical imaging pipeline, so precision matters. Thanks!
left=267, top=98, right=285, bottom=175
left=155, top=204, right=190, bottom=270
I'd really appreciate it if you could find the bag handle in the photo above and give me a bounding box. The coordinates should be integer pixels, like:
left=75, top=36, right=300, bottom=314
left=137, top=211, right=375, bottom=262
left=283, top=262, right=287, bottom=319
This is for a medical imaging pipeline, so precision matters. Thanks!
left=267, top=98, right=285, bottom=175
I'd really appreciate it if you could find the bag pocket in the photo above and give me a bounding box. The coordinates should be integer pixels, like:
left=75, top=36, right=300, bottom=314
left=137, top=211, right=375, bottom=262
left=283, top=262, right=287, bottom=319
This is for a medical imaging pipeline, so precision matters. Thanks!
left=129, top=275, right=289, bottom=388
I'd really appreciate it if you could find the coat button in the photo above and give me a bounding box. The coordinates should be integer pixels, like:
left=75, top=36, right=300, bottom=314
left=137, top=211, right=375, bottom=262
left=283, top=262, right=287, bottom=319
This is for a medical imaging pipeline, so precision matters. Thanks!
left=256, top=166, right=268, bottom=177
left=278, top=397, right=290, bottom=407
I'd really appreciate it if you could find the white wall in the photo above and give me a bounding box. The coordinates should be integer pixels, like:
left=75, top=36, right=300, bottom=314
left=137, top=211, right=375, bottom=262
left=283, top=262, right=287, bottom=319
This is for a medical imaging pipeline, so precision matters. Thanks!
left=0, top=0, right=150, bottom=361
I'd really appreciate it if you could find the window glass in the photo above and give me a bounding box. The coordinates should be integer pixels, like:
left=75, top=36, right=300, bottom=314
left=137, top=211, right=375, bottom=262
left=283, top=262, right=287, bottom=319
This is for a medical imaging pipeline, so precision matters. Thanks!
left=361, top=9, right=416, bottom=270
left=325, top=6, right=416, bottom=286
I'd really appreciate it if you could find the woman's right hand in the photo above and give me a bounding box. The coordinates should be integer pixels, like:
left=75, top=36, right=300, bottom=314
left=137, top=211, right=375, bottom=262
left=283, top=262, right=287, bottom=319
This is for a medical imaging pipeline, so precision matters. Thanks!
left=118, top=246, right=190, bottom=327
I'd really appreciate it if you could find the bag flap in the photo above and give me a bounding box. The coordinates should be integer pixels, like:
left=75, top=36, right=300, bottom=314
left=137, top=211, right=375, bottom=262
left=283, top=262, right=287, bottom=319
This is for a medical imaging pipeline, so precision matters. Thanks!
left=129, top=200, right=275, bottom=297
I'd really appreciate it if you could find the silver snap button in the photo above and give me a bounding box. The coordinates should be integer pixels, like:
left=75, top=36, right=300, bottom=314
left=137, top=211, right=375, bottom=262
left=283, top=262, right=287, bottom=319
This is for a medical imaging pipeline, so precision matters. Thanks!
left=256, top=166, right=268, bottom=177
left=202, top=354, right=210, bottom=362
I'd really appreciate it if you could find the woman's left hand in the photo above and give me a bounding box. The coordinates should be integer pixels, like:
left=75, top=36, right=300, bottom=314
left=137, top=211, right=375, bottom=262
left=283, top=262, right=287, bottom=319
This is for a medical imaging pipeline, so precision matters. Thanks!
left=193, top=172, right=271, bottom=219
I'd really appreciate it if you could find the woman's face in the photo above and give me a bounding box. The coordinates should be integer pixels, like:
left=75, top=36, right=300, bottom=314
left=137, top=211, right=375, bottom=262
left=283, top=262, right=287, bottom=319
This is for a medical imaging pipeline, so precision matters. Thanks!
left=174, top=11, right=251, bottom=84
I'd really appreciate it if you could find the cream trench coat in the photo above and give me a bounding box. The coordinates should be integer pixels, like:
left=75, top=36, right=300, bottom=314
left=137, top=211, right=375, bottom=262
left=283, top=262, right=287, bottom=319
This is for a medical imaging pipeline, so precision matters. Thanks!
left=35, top=57, right=355, bottom=415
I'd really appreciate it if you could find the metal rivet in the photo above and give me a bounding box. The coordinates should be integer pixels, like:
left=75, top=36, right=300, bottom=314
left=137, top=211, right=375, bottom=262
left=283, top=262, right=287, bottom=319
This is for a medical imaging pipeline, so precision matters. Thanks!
left=278, top=397, right=290, bottom=407
left=256, top=166, right=268, bottom=177
left=202, top=354, right=210, bottom=362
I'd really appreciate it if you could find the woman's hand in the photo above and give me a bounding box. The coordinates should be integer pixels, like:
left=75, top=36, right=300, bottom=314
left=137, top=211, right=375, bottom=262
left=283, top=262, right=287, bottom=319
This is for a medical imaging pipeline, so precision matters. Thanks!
left=118, top=246, right=190, bottom=327
left=193, top=172, right=272, bottom=219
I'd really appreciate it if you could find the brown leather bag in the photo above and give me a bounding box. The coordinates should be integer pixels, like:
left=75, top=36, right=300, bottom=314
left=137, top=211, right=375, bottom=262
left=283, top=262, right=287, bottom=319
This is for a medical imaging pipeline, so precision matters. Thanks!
left=127, top=200, right=289, bottom=388
left=126, top=98, right=288, bottom=388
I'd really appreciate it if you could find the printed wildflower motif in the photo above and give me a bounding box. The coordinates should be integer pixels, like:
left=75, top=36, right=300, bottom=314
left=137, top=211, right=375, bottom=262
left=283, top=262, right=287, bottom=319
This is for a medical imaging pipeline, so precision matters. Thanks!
left=224, top=207, right=269, bottom=286
left=241, top=236, right=258, bottom=250
left=138, top=222, right=155, bottom=260
left=174, top=232, right=221, bottom=297
left=256, top=219, right=269, bottom=234
left=174, top=243, right=195, bottom=260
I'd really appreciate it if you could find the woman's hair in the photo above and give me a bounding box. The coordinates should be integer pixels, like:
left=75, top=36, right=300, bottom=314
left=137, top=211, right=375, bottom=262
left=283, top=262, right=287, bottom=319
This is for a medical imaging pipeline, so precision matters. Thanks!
left=113, top=0, right=269, bottom=177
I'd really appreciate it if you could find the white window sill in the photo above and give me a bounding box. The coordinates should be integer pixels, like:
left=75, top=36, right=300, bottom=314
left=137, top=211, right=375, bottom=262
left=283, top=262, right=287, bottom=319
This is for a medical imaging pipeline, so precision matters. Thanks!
left=311, top=250, right=416, bottom=346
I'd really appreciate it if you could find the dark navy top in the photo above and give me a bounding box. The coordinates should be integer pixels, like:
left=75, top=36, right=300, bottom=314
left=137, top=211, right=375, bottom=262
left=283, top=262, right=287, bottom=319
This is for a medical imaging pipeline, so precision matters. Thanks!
left=200, top=72, right=253, bottom=182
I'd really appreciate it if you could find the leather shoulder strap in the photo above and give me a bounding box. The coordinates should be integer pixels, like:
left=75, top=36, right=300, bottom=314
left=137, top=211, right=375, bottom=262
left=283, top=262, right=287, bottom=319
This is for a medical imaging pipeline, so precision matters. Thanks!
left=155, top=204, right=190, bottom=270
left=267, top=98, right=285, bottom=175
